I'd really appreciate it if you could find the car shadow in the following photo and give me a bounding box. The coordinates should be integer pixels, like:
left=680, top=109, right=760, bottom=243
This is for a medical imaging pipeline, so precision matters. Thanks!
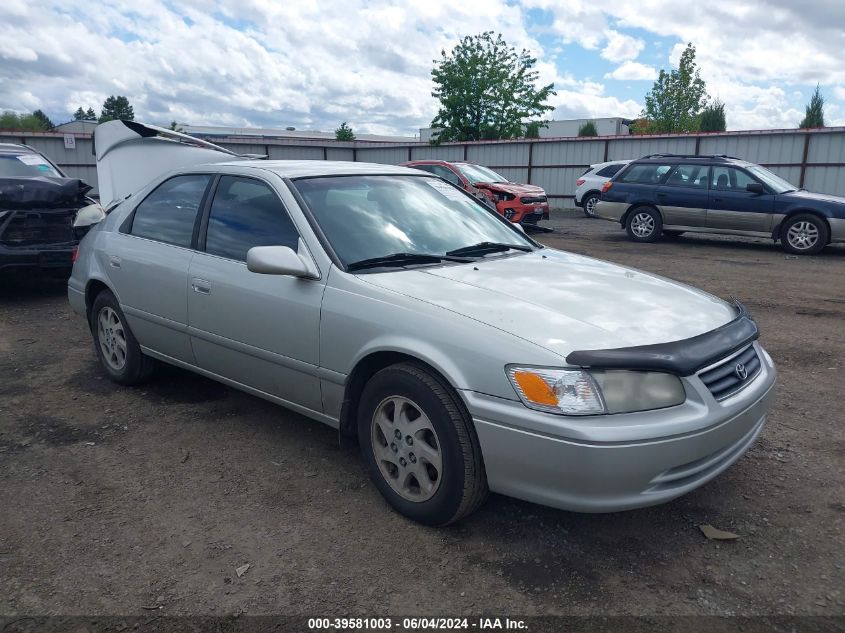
left=0, top=272, right=70, bottom=303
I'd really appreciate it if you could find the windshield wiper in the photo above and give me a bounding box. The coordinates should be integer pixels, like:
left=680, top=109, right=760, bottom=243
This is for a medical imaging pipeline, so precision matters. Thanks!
left=346, top=252, right=469, bottom=272
left=446, top=241, right=532, bottom=257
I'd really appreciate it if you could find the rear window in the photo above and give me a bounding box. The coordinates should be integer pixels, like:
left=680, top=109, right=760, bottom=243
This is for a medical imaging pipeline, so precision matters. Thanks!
left=0, top=153, right=62, bottom=178
left=617, top=163, right=673, bottom=185
left=595, top=163, right=625, bottom=178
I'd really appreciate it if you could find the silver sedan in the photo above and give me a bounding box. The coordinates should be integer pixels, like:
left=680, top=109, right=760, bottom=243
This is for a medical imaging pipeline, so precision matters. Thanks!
left=69, top=132, right=776, bottom=525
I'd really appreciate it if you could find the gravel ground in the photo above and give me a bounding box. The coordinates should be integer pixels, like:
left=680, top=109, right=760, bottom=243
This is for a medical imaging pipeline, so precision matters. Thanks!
left=1, top=211, right=843, bottom=617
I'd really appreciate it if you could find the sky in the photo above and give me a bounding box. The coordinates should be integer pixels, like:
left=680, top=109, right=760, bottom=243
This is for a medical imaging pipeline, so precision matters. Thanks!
left=2, top=0, right=845, bottom=136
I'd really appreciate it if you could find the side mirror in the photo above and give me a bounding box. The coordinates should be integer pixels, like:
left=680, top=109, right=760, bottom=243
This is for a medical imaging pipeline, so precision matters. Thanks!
left=246, top=245, right=314, bottom=277
left=746, top=182, right=766, bottom=194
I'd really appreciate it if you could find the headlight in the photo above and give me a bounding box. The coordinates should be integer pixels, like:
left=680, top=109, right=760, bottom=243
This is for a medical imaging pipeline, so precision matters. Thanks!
left=506, top=366, right=685, bottom=416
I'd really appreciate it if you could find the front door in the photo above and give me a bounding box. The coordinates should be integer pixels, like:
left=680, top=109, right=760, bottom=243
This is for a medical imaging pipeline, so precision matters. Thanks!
left=656, top=163, right=710, bottom=227
left=106, top=173, right=212, bottom=363
left=187, top=174, right=324, bottom=412
left=707, top=166, right=775, bottom=232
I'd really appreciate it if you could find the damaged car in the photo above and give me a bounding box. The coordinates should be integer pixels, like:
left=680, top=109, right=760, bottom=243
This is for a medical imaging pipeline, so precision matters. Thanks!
left=69, top=121, right=777, bottom=526
left=0, top=143, right=103, bottom=273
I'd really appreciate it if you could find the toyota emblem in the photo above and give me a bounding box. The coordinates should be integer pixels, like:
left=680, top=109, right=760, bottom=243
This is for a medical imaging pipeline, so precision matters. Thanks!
left=735, top=363, right=748, bottom=380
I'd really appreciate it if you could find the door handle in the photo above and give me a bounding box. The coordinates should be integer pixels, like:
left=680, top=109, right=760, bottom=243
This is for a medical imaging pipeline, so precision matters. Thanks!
left=191, top=278, right=211, bottom=295
left=108, top=255, right=121, bottom=268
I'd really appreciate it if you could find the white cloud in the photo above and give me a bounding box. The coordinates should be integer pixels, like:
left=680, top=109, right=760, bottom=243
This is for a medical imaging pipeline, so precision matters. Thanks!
left=605, top=61, right=658, bottom=81
left=601, top=30, right=645, bottom=63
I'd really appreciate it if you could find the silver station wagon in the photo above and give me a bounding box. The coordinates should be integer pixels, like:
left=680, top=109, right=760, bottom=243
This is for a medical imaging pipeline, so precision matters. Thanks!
left=68, top=122, right=777, bottom=525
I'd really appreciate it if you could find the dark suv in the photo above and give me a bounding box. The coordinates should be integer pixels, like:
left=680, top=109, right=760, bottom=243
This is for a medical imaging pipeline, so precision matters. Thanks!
left=0, top=143, right=99, bottom=272
left=595, top=154, right=845, bottom=255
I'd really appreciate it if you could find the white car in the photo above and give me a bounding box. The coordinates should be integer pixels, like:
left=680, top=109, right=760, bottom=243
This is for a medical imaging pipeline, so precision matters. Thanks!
left=575, top=160, right=630, bottom=217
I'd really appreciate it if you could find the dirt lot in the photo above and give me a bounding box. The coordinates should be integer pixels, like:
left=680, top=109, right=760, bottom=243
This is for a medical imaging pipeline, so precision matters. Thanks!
left=1, top=212, right=843, bottom=618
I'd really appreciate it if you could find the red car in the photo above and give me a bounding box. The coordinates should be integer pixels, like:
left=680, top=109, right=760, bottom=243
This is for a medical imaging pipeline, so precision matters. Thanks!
left=401, top=160, right=550, bottom=224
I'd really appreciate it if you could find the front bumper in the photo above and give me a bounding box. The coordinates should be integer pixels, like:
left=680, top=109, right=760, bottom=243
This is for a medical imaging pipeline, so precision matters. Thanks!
left=496, top=202, right=549, bottom=224
left=462, top=344, right=777, bottom=513
left=0, top=243, right=75, bottom=271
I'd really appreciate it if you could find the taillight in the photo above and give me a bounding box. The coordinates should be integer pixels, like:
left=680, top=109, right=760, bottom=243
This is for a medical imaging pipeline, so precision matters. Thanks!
left=71, top=247, right=79, bottom=263
left=576, top=178, right=585, bottom=186
left=601, top=181, right=613, bottom=193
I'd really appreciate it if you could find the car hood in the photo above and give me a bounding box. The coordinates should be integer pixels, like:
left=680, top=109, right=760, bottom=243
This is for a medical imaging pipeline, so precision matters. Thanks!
left=475, top=182, right=545, bottom=195
left=781, top=189, right=845, bottom=206
left=360, top=249, right=736, bottom=359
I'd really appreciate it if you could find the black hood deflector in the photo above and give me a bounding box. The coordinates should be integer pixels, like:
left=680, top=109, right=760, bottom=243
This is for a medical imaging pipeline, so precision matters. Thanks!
left=565, top=301, right=759, bottom=376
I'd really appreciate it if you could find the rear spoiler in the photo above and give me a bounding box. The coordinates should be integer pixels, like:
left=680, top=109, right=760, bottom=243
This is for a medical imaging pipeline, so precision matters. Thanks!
left=94, top=120, right=266, bottom=208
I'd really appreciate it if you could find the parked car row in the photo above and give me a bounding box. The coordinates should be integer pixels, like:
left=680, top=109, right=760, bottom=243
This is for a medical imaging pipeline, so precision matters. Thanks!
left=60, top=121, right=778, bottom=526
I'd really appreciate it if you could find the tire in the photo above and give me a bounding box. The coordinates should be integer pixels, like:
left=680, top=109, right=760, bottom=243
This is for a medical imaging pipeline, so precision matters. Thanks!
left=90, top=290, right=156, bottom=385
left=780, top=213, right=829, bottom=255
left=582, top=193, right=600, bottom=218
left=357, top=362, right=488, bottom=526
left=625, top=206, right=663, bottom=243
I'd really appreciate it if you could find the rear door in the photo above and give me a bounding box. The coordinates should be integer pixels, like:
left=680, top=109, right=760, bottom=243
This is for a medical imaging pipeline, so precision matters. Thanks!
left=187, top=174, right=325, bottom=412
left=707, top=166, right=775, bottom=232
left=656, top=163, right=710, bottom=227
left=106, top=173, right=212, bottom=363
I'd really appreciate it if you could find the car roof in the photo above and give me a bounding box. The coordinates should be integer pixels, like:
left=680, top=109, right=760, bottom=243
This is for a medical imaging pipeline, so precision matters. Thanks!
left=0, top=143, right=39, bottom=154
left=633, top=154, right=750, bottom=165
left=213, top=160, right=430, bottom=179
left=590, top=160, right=631, bottom=168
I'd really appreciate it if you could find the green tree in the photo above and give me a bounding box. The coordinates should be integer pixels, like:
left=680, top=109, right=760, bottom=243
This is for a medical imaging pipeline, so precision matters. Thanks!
left=0, top=111, right=53, bottom=131
left=99, top=95, right=134, bottom=122
left=85, top=107, right=97, bottom=121
left=430, top=31, right=555, bottom=142
left=334, top=121, right=355, bottom=141
left=799, top=85, right=825, bottom=128
left=699, top=99, right=726, bottom=132
left=73, top=107, right=87, bottom=120
left=524, top=120, right=544, bottom=138
left=32, top=109, right=54, bottom=130
left=577, top=121, right=598, bottom=137
left=642, top=43, right=708, bottom=133
left=168, top=120, right=185, bottom=133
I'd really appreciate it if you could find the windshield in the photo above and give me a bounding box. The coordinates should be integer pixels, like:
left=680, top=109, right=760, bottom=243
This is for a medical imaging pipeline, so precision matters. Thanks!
left=294, top=175, right=535, bottom=268
left=454, top=163, right=509, bottom=184
left=745, top=164, right=795, bottom=194
left=0, top=153, right=62, bottom=178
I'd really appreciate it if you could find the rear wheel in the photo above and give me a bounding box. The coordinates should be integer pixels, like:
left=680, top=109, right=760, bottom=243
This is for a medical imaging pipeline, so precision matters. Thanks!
left=582, top=194, right=600, bottom=218
left=90, top=290, right=156, bottom=385
left=781, top=214, right=828, bottom=255
left=625, top=207, right=662, bottom=242
left=358, top=362, right=488, bottom=525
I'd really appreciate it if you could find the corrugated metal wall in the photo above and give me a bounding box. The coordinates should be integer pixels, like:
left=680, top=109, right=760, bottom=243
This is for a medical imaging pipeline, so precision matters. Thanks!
left=6, top=128, right=845, bottom=204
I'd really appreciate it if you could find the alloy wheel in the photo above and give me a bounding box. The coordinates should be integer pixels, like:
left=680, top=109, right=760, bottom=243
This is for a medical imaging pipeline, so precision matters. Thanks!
left=786, top=221, right=819, bottom=251
left=585, top=196, right=598, bottom=216
left=370, top=395, right=443, bottom=502
left=97, top=306, right=127, bottom=371
left=631, top=212, right=655, bottom=238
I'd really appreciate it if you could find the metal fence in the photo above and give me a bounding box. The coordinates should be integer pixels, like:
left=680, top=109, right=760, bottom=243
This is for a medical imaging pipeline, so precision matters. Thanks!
left=4, top=127, right=845, bottom=207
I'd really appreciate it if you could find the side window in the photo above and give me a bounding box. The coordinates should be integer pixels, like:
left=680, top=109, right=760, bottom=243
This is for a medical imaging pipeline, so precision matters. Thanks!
left=712, top=167, right=758, bottom=191
left=433, top=165, right=463, bottom=186
left=617, top=163, right=673, bottom=185
left=130, top=174, right=211, bottom=247
left=204, top=176, right=299, bottom=262
left=665, top=164, right=709, bottom=188
left=596, top=163, right=624, bottom=178
left=412, top=164, right=436, bottom=174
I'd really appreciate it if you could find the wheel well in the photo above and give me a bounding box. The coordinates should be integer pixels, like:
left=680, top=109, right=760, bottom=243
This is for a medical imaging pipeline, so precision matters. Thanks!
left=85, top=280, right=111, bottom=322
left=583, top=189, right=601, bottom=201
left=772, top=209, right=831, bottom=242
left=337, top=351, right=461, bottom=442
left=622, top=203, right=661, bottom=227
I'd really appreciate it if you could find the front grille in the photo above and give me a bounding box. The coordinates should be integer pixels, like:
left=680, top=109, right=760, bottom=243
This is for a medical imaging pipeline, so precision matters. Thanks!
left=521, top=213, right=540, bottom=224
left=520, top=195, right=547, bottom=204
left=699, top=344, right=761, bottom=400
left=0, top=208, right=76, bottom=246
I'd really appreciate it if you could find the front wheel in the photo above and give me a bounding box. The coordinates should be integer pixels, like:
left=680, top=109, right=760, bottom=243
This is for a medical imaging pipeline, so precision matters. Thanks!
left=625, top=207, right=662, bottom=242
left=781, top=214, right=828, bottom=255
left=358, top=362, right=488, bottom=525
left=582, top=194, right=600, bottom=217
